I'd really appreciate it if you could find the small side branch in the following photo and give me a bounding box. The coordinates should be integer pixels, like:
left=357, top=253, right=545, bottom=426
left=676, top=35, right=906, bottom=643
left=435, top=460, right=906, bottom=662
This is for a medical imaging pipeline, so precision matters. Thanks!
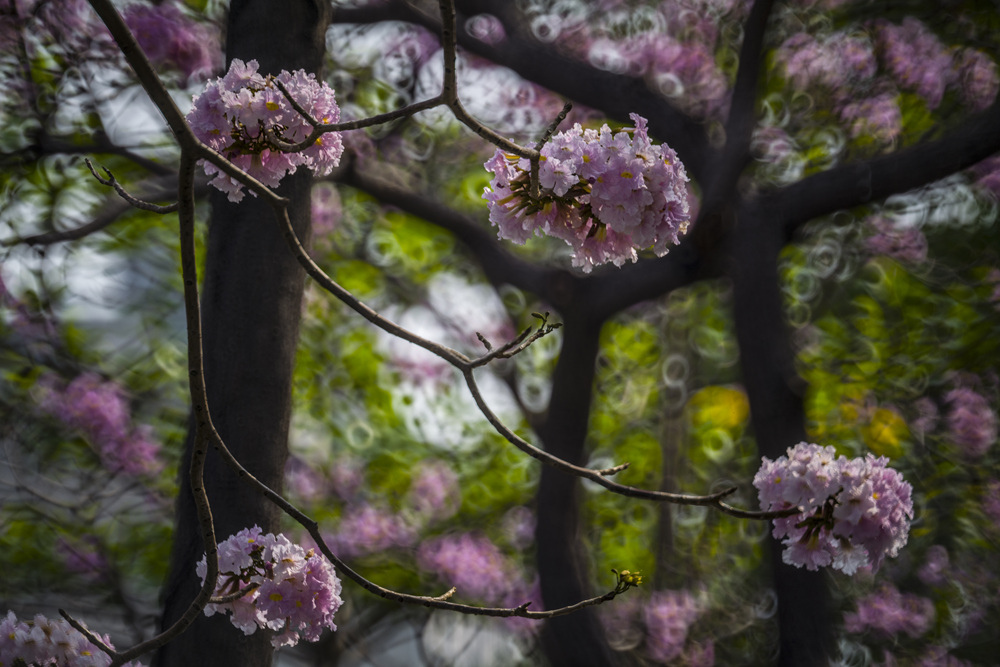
left=85, top=159, right=178, bottom=213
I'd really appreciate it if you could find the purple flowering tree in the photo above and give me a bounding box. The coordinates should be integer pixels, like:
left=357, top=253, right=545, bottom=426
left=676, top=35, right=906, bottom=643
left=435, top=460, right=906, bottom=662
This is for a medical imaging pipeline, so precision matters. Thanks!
left=2, top=0, right=999, bottom=666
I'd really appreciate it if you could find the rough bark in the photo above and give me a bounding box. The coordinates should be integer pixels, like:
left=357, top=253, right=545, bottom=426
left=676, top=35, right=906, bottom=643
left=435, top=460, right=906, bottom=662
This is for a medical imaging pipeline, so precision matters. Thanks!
left=155, top=1, right=327, bottom=665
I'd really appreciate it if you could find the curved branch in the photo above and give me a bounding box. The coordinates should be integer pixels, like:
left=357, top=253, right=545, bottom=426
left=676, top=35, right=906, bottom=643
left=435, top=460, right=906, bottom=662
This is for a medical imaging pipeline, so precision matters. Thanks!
left=273, top=197, right=787, bottom=518
left=336, top=164, right=553, bottom=295
left=201, top=412, right=636, bottom=619
left=461, top=364, right=794, bottom=519
left=770, top=98, right=1000, bottom=239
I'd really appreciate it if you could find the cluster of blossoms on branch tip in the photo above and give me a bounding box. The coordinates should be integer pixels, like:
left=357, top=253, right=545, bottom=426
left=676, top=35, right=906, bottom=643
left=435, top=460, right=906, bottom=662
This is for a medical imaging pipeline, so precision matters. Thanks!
left=187, top=59, right=343, bottom=202
left=754, top=442, right=913, bottom=574
left=0, top=611, right=144, bottom=667
left=483, top=114, right=691, bottom=272
left=196, top=527, right=343, bottom=648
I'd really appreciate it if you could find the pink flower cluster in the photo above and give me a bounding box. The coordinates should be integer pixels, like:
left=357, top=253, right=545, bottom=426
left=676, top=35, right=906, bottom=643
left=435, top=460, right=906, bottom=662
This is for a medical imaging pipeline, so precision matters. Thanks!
left=865, top=216, right=928, bottom=263
left=844, top=583, right=935, bottom=638
left=0, top=611, right=144, bottom=667
left=945, top=387, right=997, bottom=458
left=754, top=442, right=913, bottom=574
left=643, top=590, right=706, bottom=664
left=483, top=114, right=690, bottom=272
left=408, top=460, right=460, bottom=521
left=327, top=504, right=417, bottom=559
left=876, top=18, right=956, bottom=110
left=122, top=2, right=219, bottom=82
left=196, top=527, right=343, bottom=648
left=187, top=59, right=343, bottom=202
left=35, top=373, right=161, bottom=476
left=416, top=533, right=522, bottom=605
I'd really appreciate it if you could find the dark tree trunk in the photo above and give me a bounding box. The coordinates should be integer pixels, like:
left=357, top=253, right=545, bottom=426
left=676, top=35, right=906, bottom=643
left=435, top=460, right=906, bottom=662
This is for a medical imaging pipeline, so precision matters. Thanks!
left=155, top=2, right=328, bottom=665
left=535, top=308, right=623, bottom=667
left=729, top=202, right=833, bottom=666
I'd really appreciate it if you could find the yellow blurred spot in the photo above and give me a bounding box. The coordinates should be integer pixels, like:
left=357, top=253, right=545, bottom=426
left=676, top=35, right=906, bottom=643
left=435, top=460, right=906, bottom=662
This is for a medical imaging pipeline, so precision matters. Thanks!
left=270, top=593, right=283, bottom=602
left=861, top=407, right=908, bottom=458
left=689, top=386, right=750, bottom=432
left=266, top=101, right=280, bottom=111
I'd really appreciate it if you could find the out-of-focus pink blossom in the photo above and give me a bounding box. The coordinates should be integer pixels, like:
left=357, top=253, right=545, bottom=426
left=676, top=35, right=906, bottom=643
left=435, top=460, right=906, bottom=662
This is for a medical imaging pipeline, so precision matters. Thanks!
left=484, top=114, right=690, bottom=272
left=285, top=456, right=330, bottom=503
left=409, top=461, right=460, bottom=521
left=122, top=2, right=220, bottom=82
left=35, top=373, right=162, bottom=476
left=501, top=506, right=536, bottom=549
left=844, top=583, right=935, bottom=638
left=777, top=31, right=876, bottom=97
left=840, top=93, right=903, bottom=145
left=917, top=545, right=950, bottom=587
left=643, top=590, right=703, bottom=663
left=57, top=537, right=109, bottom=578
left=417, top=532, right=523, bottom=605
left=311, top=183, right=342, bottom=240
left=876, top=18, right=956, bottom=110
left=755, top=442, right=913, bottom=573
left=945, top=386, right=997, bottom=458
left=957, top=49, right=1000, bottom=111
left=328, top=504, right=416, bottom=558
left=197, top=527, right=343, bottom=648
left=970, top=155, right=1000, bottom=198
left=328, top=459, right=365, bottom=502
left=864, top=216, right=927, bottom=262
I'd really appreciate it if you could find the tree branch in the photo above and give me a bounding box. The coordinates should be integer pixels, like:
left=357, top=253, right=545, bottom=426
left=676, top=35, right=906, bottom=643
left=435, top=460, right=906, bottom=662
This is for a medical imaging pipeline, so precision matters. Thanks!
left=770, top=97, right=1000, bottom=239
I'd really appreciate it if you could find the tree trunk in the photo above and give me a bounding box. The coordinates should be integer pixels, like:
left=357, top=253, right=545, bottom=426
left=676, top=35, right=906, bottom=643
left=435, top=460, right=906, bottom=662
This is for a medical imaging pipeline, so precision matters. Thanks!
left=729, top=202, right=833, bottom=666
left=155, top=2, right=327, bottom=665
left=536, top=309, right=623, bottom=667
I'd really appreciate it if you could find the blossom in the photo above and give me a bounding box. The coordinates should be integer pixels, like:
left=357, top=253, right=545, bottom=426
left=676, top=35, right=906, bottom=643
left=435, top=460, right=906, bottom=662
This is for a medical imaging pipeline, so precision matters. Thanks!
left=187, top=59, right=343, bottom=202
left=917, top=545, right=949, bottom=587
left=754, top=442, right=913, bottom=573
left=408, top=461, right=460, bottom=521
left=483, top=114, right=690, bottom=272
left=196, top=527, right=343, bottom=648
left=957, top=49, right=1000, bottom=111
left=0, top=611, right=144, bottom=667
left=35, top=373, right=162, bottom=476
left=327, top=504, right=417, bottom=558
left=944, top=386, right=997, bottom=458
left=864, top=216, right=927, bottom=262
left=876, top=18, right=956, bottom=109
left=643, top=590, right=703, bottom=663
left=417, top=533, right=522, bottom=604
left=840, top=94, right=903, bottom=145
left=122, top=2, right=220, bottom=82
left=844, top=583, right=935, bottom=638
left=311, top=183, right=342, bottom=240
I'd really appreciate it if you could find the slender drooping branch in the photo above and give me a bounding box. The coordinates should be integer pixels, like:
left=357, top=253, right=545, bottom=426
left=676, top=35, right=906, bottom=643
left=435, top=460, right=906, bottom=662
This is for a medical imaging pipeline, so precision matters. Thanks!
left=271, top=198, right=796, bottom=519
left=62, top=156, right=223, bottom=667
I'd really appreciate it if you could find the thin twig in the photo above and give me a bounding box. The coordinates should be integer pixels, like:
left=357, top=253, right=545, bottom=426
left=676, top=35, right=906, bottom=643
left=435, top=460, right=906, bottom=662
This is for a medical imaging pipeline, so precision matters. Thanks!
left=535, top=102, right=573, bottom=151
left=85, top=159, right=179, bottom=213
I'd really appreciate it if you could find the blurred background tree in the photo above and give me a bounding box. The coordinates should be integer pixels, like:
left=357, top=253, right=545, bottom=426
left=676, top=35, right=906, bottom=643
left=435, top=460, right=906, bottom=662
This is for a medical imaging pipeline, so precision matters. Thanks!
left=1, top=0, right=999, bottom=665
